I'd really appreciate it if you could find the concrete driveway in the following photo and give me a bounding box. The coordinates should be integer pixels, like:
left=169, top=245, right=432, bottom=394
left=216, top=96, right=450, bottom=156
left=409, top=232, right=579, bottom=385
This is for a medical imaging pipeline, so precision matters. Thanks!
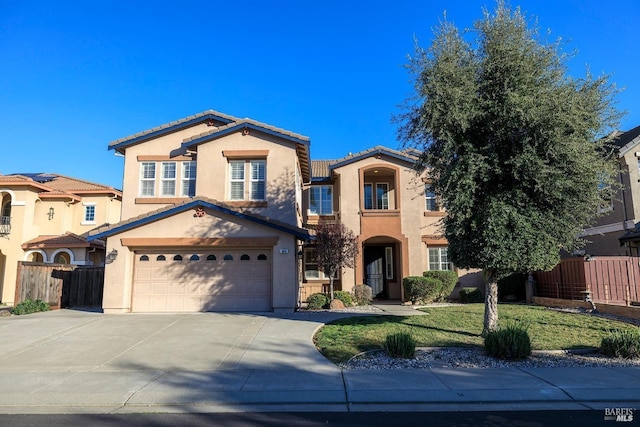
left=0, top=309, right=350, bottom=413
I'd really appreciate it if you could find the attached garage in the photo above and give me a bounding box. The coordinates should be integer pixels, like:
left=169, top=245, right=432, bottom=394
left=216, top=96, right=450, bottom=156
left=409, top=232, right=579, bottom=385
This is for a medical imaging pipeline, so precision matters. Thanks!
left=132, top=249, right=272, bottom=312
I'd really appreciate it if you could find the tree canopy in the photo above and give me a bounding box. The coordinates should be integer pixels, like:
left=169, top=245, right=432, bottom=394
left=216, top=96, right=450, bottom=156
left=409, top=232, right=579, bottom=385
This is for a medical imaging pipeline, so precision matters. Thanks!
left=398, top=1, right=621, bottom=333
left=314, top=222, right=359, bottom=300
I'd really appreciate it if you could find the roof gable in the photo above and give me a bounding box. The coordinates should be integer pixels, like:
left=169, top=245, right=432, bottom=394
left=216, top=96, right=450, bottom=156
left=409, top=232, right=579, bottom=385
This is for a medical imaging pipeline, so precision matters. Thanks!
left=88, top=197, right=310, bottom=241
left=611, top=125, right=640, bottom=158
left=328, top=146, right=418, bottom=171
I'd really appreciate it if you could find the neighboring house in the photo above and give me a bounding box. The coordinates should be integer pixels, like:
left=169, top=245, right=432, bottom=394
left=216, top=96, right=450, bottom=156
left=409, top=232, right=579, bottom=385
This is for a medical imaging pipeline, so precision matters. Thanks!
left=88, top=110, right=482, bottom=314
left=300, top=147, right=482, bottom=302
left=0, top=173, right=122, bottom=305
left=580, top=126, right=640, bottom=256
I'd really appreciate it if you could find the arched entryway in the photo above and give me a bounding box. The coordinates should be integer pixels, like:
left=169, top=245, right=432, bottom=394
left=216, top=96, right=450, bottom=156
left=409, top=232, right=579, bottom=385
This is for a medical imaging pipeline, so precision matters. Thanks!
left=362, top=236, right=402, bottom=300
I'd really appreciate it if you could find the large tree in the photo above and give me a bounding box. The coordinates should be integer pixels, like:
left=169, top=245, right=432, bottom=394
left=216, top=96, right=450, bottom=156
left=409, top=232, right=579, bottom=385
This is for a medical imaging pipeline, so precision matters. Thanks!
left=314, top=222, right=359, bottom=300
left=398, top=2, right=621, bottom=335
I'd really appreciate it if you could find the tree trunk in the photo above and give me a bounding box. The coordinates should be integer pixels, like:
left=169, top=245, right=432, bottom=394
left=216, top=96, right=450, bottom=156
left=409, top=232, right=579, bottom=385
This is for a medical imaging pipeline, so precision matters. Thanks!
left=329, top=276, right=335, bottom=300
left=482, top=269, right=499, bottom=336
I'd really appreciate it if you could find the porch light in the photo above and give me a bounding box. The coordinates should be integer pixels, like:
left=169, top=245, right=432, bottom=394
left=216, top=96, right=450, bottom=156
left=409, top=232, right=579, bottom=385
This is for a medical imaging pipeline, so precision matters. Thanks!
left=107, top=249, right=118, bottom=263
left=47, top=207, right=54, bottom=220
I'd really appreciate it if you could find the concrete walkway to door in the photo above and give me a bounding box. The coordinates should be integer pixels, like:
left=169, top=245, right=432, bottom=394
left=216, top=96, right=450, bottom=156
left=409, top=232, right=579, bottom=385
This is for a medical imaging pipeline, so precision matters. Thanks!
left=0, top=308, right=638, bottom=414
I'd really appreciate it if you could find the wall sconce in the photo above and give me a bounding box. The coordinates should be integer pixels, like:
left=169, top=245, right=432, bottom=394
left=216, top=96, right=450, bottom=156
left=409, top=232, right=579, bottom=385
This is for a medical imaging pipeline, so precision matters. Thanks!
left=297, top=246, right=304, bottom=260
left=106, top=249, right=118, bottom=263
left=47, top=207, right=55, bottom=220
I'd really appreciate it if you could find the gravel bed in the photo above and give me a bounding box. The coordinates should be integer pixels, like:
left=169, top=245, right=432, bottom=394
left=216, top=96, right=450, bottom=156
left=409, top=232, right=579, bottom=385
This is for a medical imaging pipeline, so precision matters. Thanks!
left=340, top=347, right=640, bottom=369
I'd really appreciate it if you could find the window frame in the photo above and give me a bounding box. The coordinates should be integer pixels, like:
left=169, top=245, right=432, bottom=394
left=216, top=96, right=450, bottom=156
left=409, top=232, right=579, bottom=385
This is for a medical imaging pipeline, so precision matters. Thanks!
left=425, top=184, right=438, bottom=211
left=229, top=160, right=245, bottom=200
left=250, top=160, right=266, bottom=201
left=303, top=247, right=338, bottom=280
left=308, top=185, right=333, bottom=215
left=139, top=162, right=156, bottom=197
left=160, top=161, right=177, bottom=196
left=428, top=247, right=452, bottom=271
left=181, top=161, right=197, bottom=197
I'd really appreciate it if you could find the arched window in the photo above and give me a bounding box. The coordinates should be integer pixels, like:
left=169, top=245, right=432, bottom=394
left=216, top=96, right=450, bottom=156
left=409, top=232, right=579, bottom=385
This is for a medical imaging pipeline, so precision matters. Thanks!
left=156, top=255, right=166, bottom=261
left=257, top=254, right=268, bottom=261
left=54, top=252, right=71, bottom=264
left=173, top=254, right=183, bottom=261
left=206, top=254, right=217, bottom=261
left=139, top=255, right=150, bottom=261
left=223, top=254, right=233, bottom=261
left=30, top=252, right=43, bottom=262
left=190, top=254, right=200, bottom=261
left=240, top=254, right=250, bottom=261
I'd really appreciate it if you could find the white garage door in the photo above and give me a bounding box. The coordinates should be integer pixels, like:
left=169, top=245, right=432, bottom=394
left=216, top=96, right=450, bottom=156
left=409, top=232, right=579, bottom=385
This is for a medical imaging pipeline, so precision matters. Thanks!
left=132, top=249, right=272, bottom=312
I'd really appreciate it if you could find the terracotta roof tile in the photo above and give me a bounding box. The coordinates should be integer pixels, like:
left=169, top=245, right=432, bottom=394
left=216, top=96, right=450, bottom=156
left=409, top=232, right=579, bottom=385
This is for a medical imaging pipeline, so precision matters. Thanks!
left=22, top=232, right=105, bottom=249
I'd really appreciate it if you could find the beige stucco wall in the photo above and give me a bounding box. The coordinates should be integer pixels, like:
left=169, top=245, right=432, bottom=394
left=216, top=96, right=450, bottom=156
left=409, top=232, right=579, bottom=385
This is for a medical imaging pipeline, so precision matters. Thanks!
left=119, top=124, right=301, bottom=225
left=102, top=207, right=299, bottom=313
left=0, top=186, right=121, bottom=304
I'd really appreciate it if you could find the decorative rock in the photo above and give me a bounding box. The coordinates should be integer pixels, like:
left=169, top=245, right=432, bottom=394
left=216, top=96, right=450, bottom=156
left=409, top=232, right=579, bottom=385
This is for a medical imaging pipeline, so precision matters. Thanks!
left=329, top=299, right=346, bottom=310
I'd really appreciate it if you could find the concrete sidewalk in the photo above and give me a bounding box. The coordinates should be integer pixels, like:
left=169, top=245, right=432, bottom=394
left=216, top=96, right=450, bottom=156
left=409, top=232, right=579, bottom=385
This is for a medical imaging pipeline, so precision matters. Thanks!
left=0, top=309, right=638, bottom=414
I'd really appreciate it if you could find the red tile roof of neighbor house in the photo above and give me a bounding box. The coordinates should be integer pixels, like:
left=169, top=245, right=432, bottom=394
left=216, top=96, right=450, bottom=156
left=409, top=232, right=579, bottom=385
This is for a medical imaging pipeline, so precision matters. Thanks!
left=0, top=173, right=122, bottom=198
left=22, top=232, right=105, bottom=250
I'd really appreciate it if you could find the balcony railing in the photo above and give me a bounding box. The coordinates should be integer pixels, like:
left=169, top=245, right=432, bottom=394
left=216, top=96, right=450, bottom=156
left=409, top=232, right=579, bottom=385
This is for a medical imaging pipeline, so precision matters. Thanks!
left=0, top=216, right=10, bottom=235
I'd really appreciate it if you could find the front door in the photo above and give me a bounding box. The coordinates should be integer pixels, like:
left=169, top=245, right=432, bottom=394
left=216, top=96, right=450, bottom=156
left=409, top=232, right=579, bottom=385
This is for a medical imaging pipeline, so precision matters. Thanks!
left=364, top=246, right=385, bottom=298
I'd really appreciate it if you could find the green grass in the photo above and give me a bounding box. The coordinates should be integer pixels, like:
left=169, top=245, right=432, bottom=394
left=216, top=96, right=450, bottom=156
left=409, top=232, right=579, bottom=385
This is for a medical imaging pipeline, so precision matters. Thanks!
left=314, top=304, right=640, bottom=363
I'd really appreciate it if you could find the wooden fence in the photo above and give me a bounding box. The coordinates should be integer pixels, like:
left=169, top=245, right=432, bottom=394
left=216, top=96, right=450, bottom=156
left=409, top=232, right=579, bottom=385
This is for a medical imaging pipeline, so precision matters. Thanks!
left=534, top=257, right=640, bottom=306
left=15, top=262, right=104, bottom=309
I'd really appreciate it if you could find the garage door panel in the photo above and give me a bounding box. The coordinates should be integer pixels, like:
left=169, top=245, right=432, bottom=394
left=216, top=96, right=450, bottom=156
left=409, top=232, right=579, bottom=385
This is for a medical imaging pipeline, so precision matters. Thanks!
left=133, top=249, right=272, bottom=312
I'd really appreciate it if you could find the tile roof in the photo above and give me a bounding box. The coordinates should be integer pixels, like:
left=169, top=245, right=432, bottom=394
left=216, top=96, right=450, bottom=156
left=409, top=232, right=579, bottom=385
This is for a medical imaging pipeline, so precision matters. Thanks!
left=1, top=173, right=122, bottom=198
left=310, top=160, right=333, bottom=179
left=88, top=196, right=311, bottom=241
left=609, top=125, right=640, bottom=156
left=328, top=145, right=419, bottom=171
left=22, top=232, right=105, bottom=249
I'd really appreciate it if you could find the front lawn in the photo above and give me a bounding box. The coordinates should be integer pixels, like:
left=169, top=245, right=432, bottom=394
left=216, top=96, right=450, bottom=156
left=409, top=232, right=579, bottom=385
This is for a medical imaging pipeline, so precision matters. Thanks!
left=314, top=304, right=639, bottom=363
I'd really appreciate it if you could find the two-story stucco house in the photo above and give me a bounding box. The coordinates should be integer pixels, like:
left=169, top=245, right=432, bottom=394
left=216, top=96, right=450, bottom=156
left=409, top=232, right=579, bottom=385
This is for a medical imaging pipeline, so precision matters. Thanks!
left=0, top=173, right=122, bottom=305
left=88, top=110, right=482, bottom=314
left=579, top=126, right=640, bottom=256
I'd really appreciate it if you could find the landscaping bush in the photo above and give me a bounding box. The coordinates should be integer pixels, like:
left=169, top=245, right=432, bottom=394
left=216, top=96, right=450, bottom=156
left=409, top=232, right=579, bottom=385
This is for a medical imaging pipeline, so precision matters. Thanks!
left=333, top=290, right=354, bottom=307
left=402, top=276, right=442, bottom=304
left=484, top=323, right=532, bottom=360
left=459, top=287, right=483, bottom=303
left=423, top=270, right=458, bottom=301
left=383, top=332, right=416, bottom=359
left=352, top=284, right=373, bottom=305
left=12, top=299, right=50, bottom=315
left=498, top=273, right=527, bottom=302
left=600, top=329, right=640, bottom=359
left=306, top=293, right=329, bottom=310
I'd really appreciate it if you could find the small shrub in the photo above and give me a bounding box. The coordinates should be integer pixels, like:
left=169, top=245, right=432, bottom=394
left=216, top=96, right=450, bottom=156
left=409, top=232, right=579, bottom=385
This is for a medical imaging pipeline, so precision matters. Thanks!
left=12, top=299, right=50, bottom=315
left=353, top=284, right=373, bottom=305
left=459, top=287, right=483, bottom=303
left=333, top=290, right=354, bottom=307
left=402, top=276, right=442, bottom=304
left=484, top=323, right=532, bottom=360
left=306, top=293, right=329, bottom=310
left=423, top=270, right=458, bottom=301
left=383, top=332, right=416, bottom=358
left=498, top=273, right=527, bottom=302
left=600, top=329, right=640, bottom=359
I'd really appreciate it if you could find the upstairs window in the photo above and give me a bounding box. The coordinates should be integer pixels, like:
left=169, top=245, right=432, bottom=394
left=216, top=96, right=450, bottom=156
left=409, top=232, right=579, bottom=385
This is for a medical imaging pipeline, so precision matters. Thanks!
left=309, top=186, right=333, bottom=215
left=182, top=161, right=197, bottom=197
left=140, top=162, right=156, bottom=197
left=364, top=182, right=390, bottom=210
left=425, top=184, right=438, bottom=211
left=84, top=205, right=96, bottom=222
left=161, top=162, right=177, bottom=196
left=229, top=160, right=266, bottom=201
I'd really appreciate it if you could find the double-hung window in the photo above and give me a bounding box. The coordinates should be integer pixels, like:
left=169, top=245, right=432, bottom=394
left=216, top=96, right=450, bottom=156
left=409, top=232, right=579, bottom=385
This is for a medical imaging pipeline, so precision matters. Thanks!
left=140, top=162, right=156, bottom=197
left=303, top=248, right=337, bottom=280
left=250, top=160, right=266, bottom=200
left=161, top=162, right=177, bottom=196
left=309, top=186, right=333, bottom=215
left=229, top=161, right=245, bottom=200
left=425, top=184, right=438, bottom=211
left=229, top=160, right=266, bottom=201
left=182, top=161, right=196, bottom=197
left=429, top=247, right=451, bottom=271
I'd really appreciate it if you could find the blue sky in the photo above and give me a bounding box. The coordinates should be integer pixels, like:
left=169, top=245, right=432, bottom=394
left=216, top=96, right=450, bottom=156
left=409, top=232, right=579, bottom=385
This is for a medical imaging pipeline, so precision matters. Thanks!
left=1, top=0, right=638, bottom=189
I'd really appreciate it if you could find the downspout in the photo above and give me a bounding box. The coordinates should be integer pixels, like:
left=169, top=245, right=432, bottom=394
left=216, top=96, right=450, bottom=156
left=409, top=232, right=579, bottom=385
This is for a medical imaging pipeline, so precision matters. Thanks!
left=619, top=161, right=631, bottom=255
